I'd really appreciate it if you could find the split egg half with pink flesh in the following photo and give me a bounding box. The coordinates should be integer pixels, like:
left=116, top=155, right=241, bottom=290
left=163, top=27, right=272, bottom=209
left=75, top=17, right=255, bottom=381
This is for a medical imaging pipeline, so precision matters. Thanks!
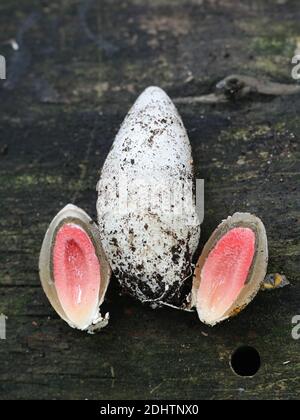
left=190, top=212, right=268, bottom=326
left=39, top=87, right=269, bottom=330
left=39, top=204, right=111, bottom=332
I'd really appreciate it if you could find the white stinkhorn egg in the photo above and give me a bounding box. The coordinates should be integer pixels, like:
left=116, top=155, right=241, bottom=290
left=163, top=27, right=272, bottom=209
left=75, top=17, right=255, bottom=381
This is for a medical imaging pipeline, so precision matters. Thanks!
left=97, top=86, right=201, bottom=306
left=39, top=204, right=111, bottom=332
left=191, top=213, right=268, bottom=326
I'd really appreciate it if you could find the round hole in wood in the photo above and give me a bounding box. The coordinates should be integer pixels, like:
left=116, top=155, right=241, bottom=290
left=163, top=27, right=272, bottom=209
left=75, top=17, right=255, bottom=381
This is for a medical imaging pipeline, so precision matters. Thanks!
left=230, top=346, right=261, bottom=377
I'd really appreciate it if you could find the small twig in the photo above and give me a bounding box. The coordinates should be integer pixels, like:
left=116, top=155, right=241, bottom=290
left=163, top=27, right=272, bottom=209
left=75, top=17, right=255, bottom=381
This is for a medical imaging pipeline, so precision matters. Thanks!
left=217, top=74, right=300, bottom=96
left=174, top=93, right=227, bottom=105
left=174, top=74, right=300, bottom=104
left=150, top=381, right=164, bottom=395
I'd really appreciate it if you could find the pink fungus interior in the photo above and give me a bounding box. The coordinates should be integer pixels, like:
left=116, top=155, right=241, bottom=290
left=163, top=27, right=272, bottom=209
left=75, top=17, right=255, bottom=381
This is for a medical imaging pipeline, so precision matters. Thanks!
left=53, top=223, right=101, bottom=328
left=197, top=227, right=256, bottom=324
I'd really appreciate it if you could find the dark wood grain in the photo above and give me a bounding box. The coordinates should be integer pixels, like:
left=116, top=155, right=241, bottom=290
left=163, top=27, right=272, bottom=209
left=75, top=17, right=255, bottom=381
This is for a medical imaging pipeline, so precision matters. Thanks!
left=0, top=0, right=299, bottom=400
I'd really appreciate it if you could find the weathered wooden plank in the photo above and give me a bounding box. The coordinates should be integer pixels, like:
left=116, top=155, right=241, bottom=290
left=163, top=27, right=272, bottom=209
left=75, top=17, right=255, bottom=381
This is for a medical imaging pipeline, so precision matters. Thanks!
left=0, top=0, right=299, bottom=400
left=0, top=287, right=299, bottom=400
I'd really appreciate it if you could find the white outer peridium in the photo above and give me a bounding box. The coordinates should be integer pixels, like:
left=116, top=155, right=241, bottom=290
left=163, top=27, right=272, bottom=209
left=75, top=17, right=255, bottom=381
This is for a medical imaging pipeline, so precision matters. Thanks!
left=190, top=212, right=269, bottom=326
left=97, top=86, right=201, bottom=304
left=39, top=204, right=111, bottom=332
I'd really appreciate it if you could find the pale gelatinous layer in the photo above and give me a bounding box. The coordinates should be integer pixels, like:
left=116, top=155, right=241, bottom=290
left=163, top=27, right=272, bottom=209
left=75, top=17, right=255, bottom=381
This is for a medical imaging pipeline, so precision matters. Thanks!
left=197, top=227, right=256, bottom=324
left=53, top=223, right=101, bottom=329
